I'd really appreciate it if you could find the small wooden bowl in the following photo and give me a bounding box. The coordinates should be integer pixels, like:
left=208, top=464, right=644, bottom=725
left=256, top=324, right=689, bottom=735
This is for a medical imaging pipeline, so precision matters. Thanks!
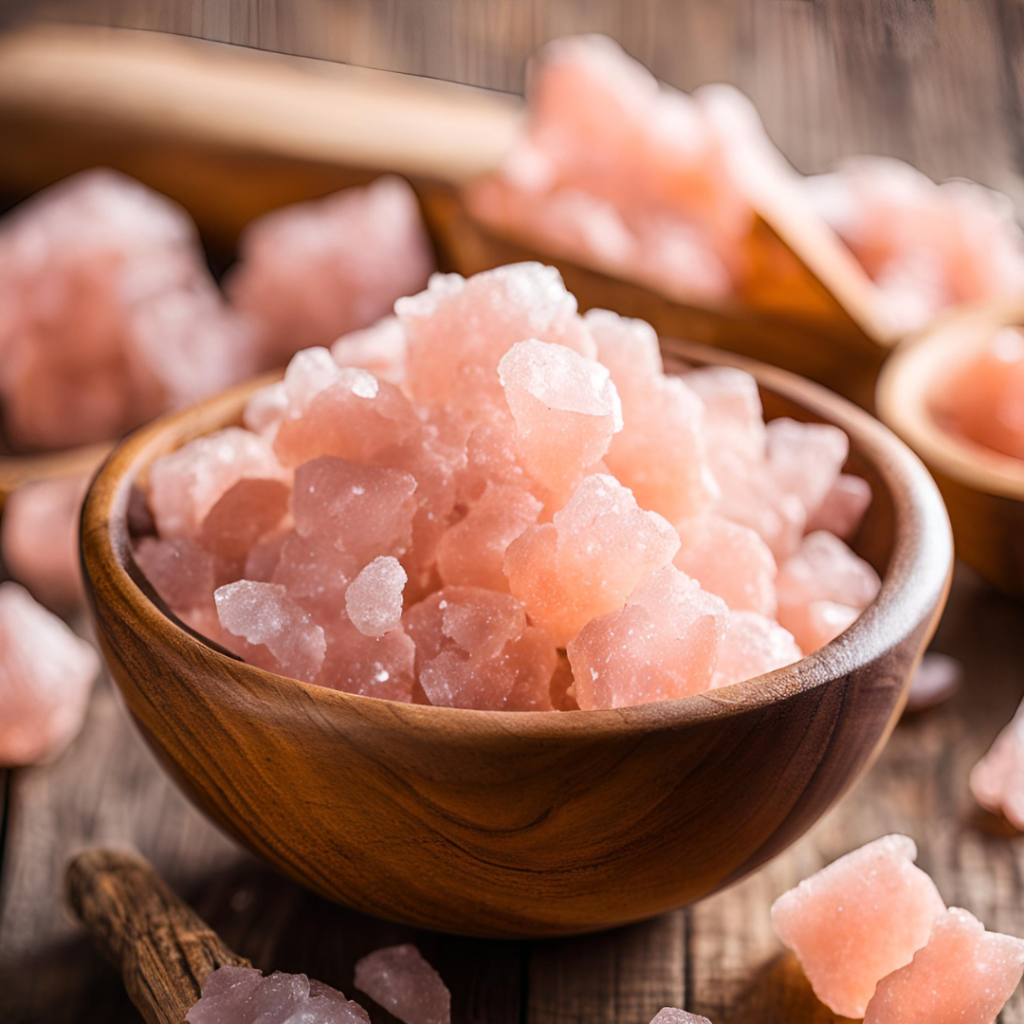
left=81, top=341, right=952, bottom=939
left=877, top=300, right=1024, bottom=598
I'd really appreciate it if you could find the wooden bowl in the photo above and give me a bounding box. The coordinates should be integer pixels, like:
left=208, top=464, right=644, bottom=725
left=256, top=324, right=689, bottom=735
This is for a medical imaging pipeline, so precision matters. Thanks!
left=877, top=300, right=1024, bottom=598
left=80, top=340, right=952, bottom=940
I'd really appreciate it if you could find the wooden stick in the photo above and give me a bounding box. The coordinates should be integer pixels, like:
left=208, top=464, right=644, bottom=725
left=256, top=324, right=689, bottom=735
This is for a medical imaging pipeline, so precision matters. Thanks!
left=66, top=848, right=249, bottom=1024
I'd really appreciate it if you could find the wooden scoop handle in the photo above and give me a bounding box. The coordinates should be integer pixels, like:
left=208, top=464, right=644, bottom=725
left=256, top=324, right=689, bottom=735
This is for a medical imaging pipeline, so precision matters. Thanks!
left=66, top=848, right=250, bottom=1024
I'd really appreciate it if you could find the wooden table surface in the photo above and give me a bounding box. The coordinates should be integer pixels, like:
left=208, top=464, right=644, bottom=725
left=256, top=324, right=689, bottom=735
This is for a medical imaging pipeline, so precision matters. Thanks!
left=3, top=4, right=1024, bottom=1023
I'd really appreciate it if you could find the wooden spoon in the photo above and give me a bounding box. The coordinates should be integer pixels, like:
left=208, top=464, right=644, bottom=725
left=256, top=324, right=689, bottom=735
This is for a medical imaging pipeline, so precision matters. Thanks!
left=66, top=847, right=249, bottom=1024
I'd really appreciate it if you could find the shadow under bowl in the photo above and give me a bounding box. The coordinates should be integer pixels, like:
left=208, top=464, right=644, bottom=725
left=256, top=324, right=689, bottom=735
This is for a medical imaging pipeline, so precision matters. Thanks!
left=81, top=339, right=952, bottom=939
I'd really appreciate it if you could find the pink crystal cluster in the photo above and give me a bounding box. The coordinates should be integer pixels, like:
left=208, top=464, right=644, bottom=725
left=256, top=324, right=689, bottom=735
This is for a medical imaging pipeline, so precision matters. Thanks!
left=0, top=169, right=434, bottom=452
left=931, top=327, right=1024, bottom=462
left=772, top=834, right=1024, bottom=1020
left=466, top=36, right=785, bottom=305
left=136, top=263, right=878, bottom=711
left=0, top=582, right=100, bottom=766
left=805, top=157, right=1024, bottom=334
left=354, top=945, right=450, bottom=1024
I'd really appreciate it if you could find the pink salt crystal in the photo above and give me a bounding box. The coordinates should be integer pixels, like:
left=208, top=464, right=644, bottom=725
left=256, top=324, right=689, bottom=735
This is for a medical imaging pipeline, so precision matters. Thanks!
left=504, top=474, right=680, bottom=646
left=404, top=587, right=556, bottom=711
left=1, top=473, right=88, bottom=608
left=905, top=652, right=962, bottom=713
left=354, top=945, right=450, bottom=1024
left=863, top=907, right=1024, bottom=1024
left=498, top=338, right=622, bottom=493
left=776, top=531, right=881, bottom=652
left=272, top=532, right=360, bottom=622
left=198, top=478, right=290, bottom=567
left=971, top=699, right=1024, bottom=829
left=585, top=307, right=663, bottom=392
left=331, top=316, right=407, bottom=385
left=345, top=556, right=407, bottom=637
left=226, top=176, right=434, bottom=368
left=711, top=611, right=802, bottom=689
left=397, top=263, right=596, bottom=406
left=283, top=346, right=347, bottom=414
left=436, top=483, right=542, bottom=591
left=273, top=368, right=420, bottom=468
left=770, top=834, right=946, bottom=1018
left=291, top=457, right=418, bottom=564
left=674, top=516, right=777, bottom=616
left=244, top=528, right=289, bottom=583
left=456, top=405, right=532, bottom=506
left=215, top=581, right=326, bottom=683
left=685, top=366, right=765, bottom=461
left=648, top=1010, right=713, bottom=1024
left=243, top=381, right=288, bottom=441
left=766, top=418, right=849, bottom=517
left=319, top=616, right=416, bottom=702
left=186, top=965, right=371, bottom=1024
left=0, top=582, right=100, bottom=766
left=568, top=565, right=728, bottom=709
left=148, top=428, right=285, bottom=539
left=807, top=473, right=872, bottom=539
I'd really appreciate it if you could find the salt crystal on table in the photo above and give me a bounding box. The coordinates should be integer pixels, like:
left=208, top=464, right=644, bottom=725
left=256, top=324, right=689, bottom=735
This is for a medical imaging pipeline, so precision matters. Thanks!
left=568, top=565, right=728, bottom=709
left=905, top=652, right=962, bottom=713
left=436, top=483, right=542, bottom=591
left=0, top=582, right=100, bottom=766
left=346, top=557, right=407, bottom=637
left=807, top=473, right=872, bottom=539
left=648, top=1009, right=713, bottom=1024
left=674, top=515, right=777, bottom=616
left=971, top=699, right=1024, bottom=829
left=504, top=474, right=680, bottom=646
left=770, top=834, right=946, bottom=1018
left=1, top=473, right=88, bottom=608
left=498, top=338, right=622, bottom=494
left=215, top=581, right=326, bottom=683
left=711, top=611, right=802, bottom=689
left=863, top=907, right=1024, bottom=1024
left=148, top=428, right=285, bottom=539
left=226, top=176, right=434, bottom=369
left=404, top=587, right=556, bottom=711
left=291, top=456, right=418, bottom=564
left=332, top=316, right=407, bottom=385
left=766, top=418, right=849, bottom=518
left=354, top=944, right=450, bottom=1024
left=186, top=965, right=371, bottom=1024
left=398, top=263, right=595, bottom=406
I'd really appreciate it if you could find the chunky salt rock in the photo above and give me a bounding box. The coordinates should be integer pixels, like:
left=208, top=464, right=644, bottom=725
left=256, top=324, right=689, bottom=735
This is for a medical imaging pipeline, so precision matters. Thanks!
left=244, top=529, right=289, bottom=583
left=283, top=346, right=346, bottom=414
left=456, top=405, right=532, bottom=506
left=148, top=428, right=285, bottom=539
left=346, top=556, right=407, bottom=637
left=0, top=582, right=100, bottom=766
left=243, top=381, right=289, bottom=441
left=685, top=366, right=766, bottom=462
left=354, top=945, right=450, bottom=1024
left=766, top=418, right=849, bottom=517
left=770, top=834, right=946, bottom=1018
left=905, top=652, right=962, bottom=713
left=674, top=515, right=777, bottom=616
left=186, top=965, right=371, bottom=1024
left=776, top=531, right=881, bottom=652
left=585, top=308, right=663, bottom=393
left=504, top=474, right=680, bottom=646
left=863, top=907, right=1024, bottom=1024
left=198, top=478, right=290, bottom=567
left=1, top=474, right=88, bottom=608
left=215, top=581, right=326, bottom=683
left=648, top=1010, right=713, bottom=1024
left=332, top=316, right=407, bottom=385
left=568, top=566, right=728, bottom=709
left=319, top=616, right=416, bottom=702
left=807, top=473, right=872, bottom=539
left=404, top=587, right=556, bottom=711
left=971, top=699, right=1024, bottom=829
left=226, top=176, right=434, bottom=368
left=711, top=611, right=802, bottom=689
left=0, top=169, right=257, bottom=450
left=291, top=457, right=418, bottom=564
left=271, top=532, right=359, bottom=622
left=397, top=263, right=595, bottom=406
left=498, top=339, right=622, bottom=493
left=437, top=483, right=542, bottom=591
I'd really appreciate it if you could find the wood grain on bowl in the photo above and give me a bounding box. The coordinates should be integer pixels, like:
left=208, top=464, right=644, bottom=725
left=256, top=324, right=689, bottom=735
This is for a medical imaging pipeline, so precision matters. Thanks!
left=79, top=340, right=952, bottom=939
left=877, top=300, right=1024, bottom=600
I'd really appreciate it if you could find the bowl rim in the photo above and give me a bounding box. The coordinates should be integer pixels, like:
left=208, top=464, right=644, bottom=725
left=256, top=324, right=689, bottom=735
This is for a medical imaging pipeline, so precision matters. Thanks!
left=81, top=337, right=952, bottom=737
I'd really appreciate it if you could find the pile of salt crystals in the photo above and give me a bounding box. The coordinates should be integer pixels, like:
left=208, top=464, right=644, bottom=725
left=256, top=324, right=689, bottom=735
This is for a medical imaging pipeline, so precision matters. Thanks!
left=465, top=36, right=794, bottom=306
left=0, top=582, right=100, bottom=766
left=226, top=176, right=435, bottom=369
left=930, top=327, right=1024, bottom=462
left=0, top=169, right=257, bottom=451
left=772, top=834, right=1024, bottom=1021
left=136, top=262, right=881, bottom=712
left=805, top=157, right=1024, bottom=335
left=971, top=695, right=1024, bottom=830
